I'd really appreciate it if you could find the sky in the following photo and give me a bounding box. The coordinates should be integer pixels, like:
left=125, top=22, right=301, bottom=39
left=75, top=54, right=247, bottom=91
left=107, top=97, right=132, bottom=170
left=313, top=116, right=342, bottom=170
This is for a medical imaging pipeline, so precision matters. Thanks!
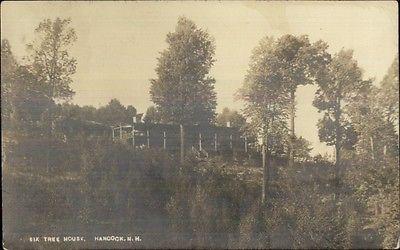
left=1, top=1, right=398, bottom=156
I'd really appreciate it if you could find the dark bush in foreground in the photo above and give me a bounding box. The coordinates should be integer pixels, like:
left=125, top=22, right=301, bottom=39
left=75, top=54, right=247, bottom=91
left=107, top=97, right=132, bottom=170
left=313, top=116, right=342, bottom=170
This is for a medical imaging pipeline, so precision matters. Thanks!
left=3, top=138, right=385, bottom=249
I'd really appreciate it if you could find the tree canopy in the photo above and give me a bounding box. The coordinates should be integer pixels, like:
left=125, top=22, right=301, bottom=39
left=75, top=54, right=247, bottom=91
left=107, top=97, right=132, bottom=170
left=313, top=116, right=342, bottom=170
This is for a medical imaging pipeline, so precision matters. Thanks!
left=240, top=35, right=330, bottom=166
left=215, top=107, right=246, bottom=129
left=378, top=55, right=399, bottom=127
left=143, top=106, right=162, bottom=124
left=313, top=49, right=371, bottom=172
left=95, top=99, right=137, bottom=126
left=2, top=14, right=399, bottom=249
left=1, top=39, right=18, bottom=124
left=27, top=18, right=77, bottom=101
left=150, top=17, right=217, bottom=125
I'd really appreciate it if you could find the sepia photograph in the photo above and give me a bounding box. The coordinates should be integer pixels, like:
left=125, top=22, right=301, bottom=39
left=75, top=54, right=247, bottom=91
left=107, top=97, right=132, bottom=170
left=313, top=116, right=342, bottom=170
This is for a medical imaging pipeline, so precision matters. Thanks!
left=1, top=1, right=399, bottom=249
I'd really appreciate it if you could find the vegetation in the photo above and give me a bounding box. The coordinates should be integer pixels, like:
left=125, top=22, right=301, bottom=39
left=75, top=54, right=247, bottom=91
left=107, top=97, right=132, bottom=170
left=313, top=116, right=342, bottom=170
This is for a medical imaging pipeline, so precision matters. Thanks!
left=1, top=16, right=399, bottom=249
left=241, top=35, right=331, bottom=167
left=215, top=107, right=246, bottom=129
left=313, top=49, right=371, bottom=186
left=149, top=17, right=217, bottom=125
left=27, top=17, right=77, bottom=101
left=143, top=105, right=162, bottom=124
left=238, top=36, right=288, bottom=158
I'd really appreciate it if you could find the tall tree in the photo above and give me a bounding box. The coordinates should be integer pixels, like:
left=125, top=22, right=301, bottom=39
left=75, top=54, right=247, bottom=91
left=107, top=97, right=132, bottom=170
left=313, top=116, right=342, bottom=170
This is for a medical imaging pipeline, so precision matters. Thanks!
left=150, top=17, right=217, bottom=125
left=1, top=39, right=54, bottom=134
left=238, top=36, right=290, bottom=203
left=27, top=18, right=77, bottom=101
left=25, top=18, right=77, bottom=172
left=313, top=49, right=370, bottom=181
left=1, top=39, right=18, bottom=126
left=345, top=61, right=399, bottom=247
left=12, top=66, right=55, bottom=134
left=378, top=55, right=399, bottom=128
left=273, top=35, right=330, bottom=167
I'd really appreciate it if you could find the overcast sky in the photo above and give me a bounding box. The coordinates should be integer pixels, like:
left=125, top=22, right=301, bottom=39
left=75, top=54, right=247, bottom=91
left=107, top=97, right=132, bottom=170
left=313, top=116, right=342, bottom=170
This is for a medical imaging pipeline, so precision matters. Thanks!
left=1, top=1, right=398, bottom=156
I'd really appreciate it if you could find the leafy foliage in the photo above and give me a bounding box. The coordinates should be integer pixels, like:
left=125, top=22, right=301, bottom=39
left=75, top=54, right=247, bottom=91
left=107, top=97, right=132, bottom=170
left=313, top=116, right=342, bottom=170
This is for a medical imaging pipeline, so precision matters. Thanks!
left=1, top=39, right=18, bottom=125
left=27, top=18, right=77, bottom=101
left=314, top=49, right=370, bottom=152
left=95, top=98, right=137, bottom=125
left=269, top=35, right=331, bottom=166
left=57, top=99, right=137, bottom=126
left=215, top=107, right=246, bottom=129
left=379, top=55, right=399, bottom=126
left=2, top=16, right=399, bottom=250
left=292, top=136, right=313, bottom=163
left=0, top=47, right=55, bottom=135
left=344, top=64, right=399, bottom=248
left=143, top=105, right=162, bottom=124
left=238, top=36, right=290, bottom=155
left=150, top=17, right=217, bottom=125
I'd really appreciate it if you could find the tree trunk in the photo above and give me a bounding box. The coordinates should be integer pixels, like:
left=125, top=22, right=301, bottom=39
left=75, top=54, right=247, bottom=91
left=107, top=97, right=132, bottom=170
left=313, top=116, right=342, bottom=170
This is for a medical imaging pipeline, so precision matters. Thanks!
left=261, top=134, right=269, bottom=204
left=370, top=136, right=375, bottom=161
left=334, top=97, right=341, bottom=201
left=335, top=139, right=340, bottom=183
left=46, top=119, right=53, bottom=174
left=180, top=124, right=185, bottom=164
left=289, top=90, right=295, bottom=168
